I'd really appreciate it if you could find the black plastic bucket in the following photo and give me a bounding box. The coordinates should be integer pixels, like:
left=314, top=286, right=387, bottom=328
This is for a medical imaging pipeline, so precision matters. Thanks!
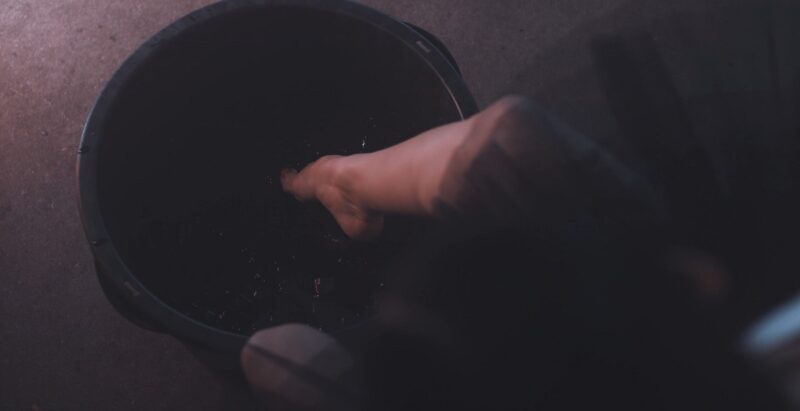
left=78, top=0, right=476, bottom=361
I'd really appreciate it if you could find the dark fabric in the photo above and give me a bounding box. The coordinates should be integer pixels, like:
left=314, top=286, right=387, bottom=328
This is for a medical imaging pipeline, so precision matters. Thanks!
left=434, top=98, right=667, bottom=243
left=365, top=100, right=788, bottom=410
left=369, top=226, right=787, bottom=410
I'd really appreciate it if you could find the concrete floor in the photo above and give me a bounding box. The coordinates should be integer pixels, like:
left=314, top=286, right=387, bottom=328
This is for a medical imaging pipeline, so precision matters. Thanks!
left=2, top=0, right=799, bottom=409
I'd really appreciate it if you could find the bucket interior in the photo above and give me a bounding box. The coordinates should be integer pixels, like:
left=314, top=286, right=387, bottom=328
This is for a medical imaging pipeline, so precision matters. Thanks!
left=95, top=6, right=464, bottom=335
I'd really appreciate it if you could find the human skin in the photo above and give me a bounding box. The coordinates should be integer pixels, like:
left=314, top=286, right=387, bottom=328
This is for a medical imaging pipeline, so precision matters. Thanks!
left=280, top=96, right=528, bottom=240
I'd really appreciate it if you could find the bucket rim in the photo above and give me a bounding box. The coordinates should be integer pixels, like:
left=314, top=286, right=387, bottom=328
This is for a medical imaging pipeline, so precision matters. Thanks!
left=76, top=0, right=477, bottom=354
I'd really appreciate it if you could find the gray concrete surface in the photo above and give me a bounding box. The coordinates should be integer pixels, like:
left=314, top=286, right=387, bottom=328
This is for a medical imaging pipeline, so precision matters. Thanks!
left=2, top=0, right=799, bottom=410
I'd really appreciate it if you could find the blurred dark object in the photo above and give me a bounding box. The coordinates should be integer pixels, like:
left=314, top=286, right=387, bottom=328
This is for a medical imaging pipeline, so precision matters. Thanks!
left=77, top=0, right=476, bottom=366
left=365, top=222, right=790, bottom=410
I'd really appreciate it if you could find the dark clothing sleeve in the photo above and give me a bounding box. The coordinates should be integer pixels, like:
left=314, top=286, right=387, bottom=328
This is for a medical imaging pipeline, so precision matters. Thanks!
left=433, top=98, right=667, bottom=243
left=241, top=99, right=787, bottom=411
left=366, top=98, right=787, bottom=410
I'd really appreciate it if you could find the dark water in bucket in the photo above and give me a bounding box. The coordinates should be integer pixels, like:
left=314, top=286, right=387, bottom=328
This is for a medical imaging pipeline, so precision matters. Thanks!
left=96, top=7, right=462, bottom=335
